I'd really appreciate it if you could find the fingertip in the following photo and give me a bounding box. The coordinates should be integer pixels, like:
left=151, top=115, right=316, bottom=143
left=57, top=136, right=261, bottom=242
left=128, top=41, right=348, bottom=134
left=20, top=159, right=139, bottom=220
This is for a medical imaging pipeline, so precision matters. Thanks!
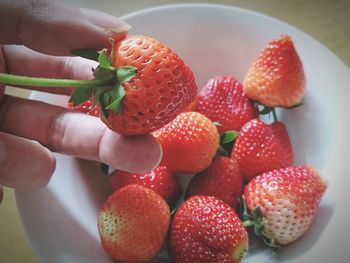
left=30, top=141, right=56, bottom=190
left=99, top=131, right=163, bottom=174
left=126, top=134, right=163, bottom=173
left=80, top=8, right=131, bottom=34
left=0, top=133, right=56, bottom=191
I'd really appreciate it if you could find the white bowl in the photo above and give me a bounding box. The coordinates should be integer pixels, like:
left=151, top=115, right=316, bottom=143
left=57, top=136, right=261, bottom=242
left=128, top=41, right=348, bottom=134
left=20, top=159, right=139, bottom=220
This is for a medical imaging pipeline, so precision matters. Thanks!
left=16, top=3, right=350, bottom=263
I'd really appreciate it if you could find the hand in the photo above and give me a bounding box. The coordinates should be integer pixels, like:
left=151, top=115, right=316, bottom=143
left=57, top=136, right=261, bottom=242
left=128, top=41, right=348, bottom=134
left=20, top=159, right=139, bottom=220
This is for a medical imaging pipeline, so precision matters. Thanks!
left=0, top=0, right=162, bottom=203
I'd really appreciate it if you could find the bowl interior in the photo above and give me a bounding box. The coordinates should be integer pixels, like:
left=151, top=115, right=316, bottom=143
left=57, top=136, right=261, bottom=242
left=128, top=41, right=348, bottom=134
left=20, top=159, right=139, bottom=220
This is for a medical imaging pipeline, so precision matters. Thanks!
left=16, top=4, right=350, bottom=263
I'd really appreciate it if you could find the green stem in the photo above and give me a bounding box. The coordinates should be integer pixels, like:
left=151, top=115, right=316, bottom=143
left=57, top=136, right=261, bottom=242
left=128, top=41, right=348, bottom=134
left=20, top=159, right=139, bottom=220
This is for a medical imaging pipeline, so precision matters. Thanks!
left=0, top=73, right=113, bottom=88
left=243, top=219, right=254, bottom=228
left=271, top=107, right=278, bottom=122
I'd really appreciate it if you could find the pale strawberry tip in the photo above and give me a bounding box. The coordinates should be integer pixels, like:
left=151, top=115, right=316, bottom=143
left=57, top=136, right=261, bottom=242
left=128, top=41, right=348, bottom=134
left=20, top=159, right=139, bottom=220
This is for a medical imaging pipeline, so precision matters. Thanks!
left=233, top=243, right=249, bottom=262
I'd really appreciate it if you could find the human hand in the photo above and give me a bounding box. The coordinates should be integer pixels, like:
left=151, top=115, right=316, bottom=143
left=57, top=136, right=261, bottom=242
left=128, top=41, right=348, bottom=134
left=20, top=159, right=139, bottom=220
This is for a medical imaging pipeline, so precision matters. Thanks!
left=0, top=0, right=162, bottom=203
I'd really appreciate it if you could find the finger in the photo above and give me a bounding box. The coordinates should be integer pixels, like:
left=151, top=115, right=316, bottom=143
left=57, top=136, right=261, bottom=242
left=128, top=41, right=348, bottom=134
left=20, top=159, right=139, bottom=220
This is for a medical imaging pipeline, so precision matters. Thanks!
left=80, top=8, right=131, bottom=34
left=0, top=95, right=162, bottom=173
left=3, top=45, right=97, bottom=95
left=97, top=132, right=162, bottom=173
left=0, top=132, right=55, bottom=191
left=0, top=0, right=130, bottom=56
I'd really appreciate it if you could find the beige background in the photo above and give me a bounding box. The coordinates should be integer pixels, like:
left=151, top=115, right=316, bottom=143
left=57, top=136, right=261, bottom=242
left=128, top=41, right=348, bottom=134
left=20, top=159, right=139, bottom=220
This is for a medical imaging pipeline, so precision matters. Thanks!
left=1, top=0, right=349, bottom=262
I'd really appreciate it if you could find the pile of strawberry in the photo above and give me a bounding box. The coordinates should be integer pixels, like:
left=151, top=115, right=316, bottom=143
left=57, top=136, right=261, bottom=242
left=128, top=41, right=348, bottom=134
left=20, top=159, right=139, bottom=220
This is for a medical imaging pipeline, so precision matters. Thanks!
left=71, top=35, right=327, bottom=262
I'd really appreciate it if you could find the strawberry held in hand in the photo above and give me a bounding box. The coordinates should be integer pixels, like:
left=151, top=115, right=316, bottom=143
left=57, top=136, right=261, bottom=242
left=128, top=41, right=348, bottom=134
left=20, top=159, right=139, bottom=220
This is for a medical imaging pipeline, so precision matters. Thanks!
left=152, top=111, right=220, bottom=173
left=169, top=195, right=248, bottom=263
left=231, top=118, right=293, bottom=182
left=98, top=35, right=197, bottom=135
left=243, top=34, right=306, bottom=107
left=0, top=35, right=197, bottom=136
left=243, top=165, right=327, bottom=248
left=98, top=184, right=170, bottom=262
left=109, top=165, right=181, bottom=204
left=185, top=156, right=243, bottom=210
left=197, top=76, right=257, bottom=133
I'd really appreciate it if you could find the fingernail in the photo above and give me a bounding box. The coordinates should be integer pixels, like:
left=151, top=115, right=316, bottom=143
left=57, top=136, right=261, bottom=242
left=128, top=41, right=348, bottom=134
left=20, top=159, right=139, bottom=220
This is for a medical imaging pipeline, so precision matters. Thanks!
left=107, top=23, right=131, bottom=34
left=0, top=140, right=7, bottom=165
left=80, top=8, right=131, bottom=34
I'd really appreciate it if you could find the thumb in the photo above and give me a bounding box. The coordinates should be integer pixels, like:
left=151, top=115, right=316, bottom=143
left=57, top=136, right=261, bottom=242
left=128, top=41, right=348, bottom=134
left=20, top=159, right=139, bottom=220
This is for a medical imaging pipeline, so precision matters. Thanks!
left=0, top=0, right=130, bottom=56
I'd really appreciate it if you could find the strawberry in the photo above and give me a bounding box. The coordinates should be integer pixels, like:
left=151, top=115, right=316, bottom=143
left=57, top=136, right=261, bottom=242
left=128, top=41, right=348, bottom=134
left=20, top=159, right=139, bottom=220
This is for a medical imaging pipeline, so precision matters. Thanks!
left=109, top=165, right=181, bottom=204
left=197, top=76, right=257, bottom=133
left=168, top=195, right=248, bottom=263
left=98, top=184, right=170, bottom=262
left=99, top=35, right=198, bottom=135
left=0, top=35, right=197, bottom=136
left=243, top=165, right=327, bottom=248
left=68, top=97, right=99, bottom=117
left=185, top=156, right=243, bottom=210
left=152, top=111, right=220, bottom=173
left=231, top=118, right=293, bottom=182
left=243, top=34, right=306, bottom=107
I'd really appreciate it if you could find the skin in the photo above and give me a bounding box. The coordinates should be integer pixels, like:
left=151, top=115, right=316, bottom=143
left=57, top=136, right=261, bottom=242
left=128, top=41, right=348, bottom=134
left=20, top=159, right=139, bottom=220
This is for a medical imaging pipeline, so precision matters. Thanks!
left=0, top=0, right=162, bottom=203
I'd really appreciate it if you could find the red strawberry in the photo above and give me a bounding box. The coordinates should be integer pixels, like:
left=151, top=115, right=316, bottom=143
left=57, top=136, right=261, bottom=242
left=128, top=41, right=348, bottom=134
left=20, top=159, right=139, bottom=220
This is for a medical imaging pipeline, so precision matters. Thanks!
left=109, top=165, right=181, bottom=204
left=152, top=111, right=220, bottom=173
left=98, top=184, right=170, bottom=262
left=231, top=118, right=293, bottom=182
left=197, top=76, right=258, bottom=133
left=100, top=35, right=197, bottom=135
left=168, top=195, right=248, bottom=263
left=243, top=165, right=327, bottom=247
left=185, top=156, right=243, bottom=210
left=0, top=35, right=197, bottom=136
left=243, top=34, right=306, bottom=107
left=68, top=97, right=99, bottom=117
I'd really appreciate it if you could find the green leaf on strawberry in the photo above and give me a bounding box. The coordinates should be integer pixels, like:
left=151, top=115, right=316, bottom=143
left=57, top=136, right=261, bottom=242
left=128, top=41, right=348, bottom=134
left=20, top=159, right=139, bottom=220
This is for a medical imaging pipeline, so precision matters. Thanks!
left=220, top=130, right=238, bottom=145
left=105, top=84, right=125, bottom=113
left=70, top=42, right=136, bottom=116
left=241, top=199, right=280, bottom=251
left=98, top=50, right=114, bottom=70
left=70, top=45, right=137, bottom=117
left=216, top=130, right=238, bottom=157
left=69, top=86, right=94, bottom=106
left=116, top=66, right=138, bottom=83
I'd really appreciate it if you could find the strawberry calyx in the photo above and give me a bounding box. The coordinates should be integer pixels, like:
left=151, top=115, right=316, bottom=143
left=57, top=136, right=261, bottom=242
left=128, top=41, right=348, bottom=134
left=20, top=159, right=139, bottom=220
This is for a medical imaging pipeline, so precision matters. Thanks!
left=0, top=44, right=137, bottom=118
left=217, top=130, right=238, bottom=156
left=70, top=47, right=137, bottom=117
left=241, top=198, right=280, bottom=251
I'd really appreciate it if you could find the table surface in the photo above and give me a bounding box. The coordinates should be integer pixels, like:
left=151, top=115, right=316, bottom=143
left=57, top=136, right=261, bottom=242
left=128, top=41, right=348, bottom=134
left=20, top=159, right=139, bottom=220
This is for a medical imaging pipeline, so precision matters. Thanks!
left=1, top=0, right=349, bottom=262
